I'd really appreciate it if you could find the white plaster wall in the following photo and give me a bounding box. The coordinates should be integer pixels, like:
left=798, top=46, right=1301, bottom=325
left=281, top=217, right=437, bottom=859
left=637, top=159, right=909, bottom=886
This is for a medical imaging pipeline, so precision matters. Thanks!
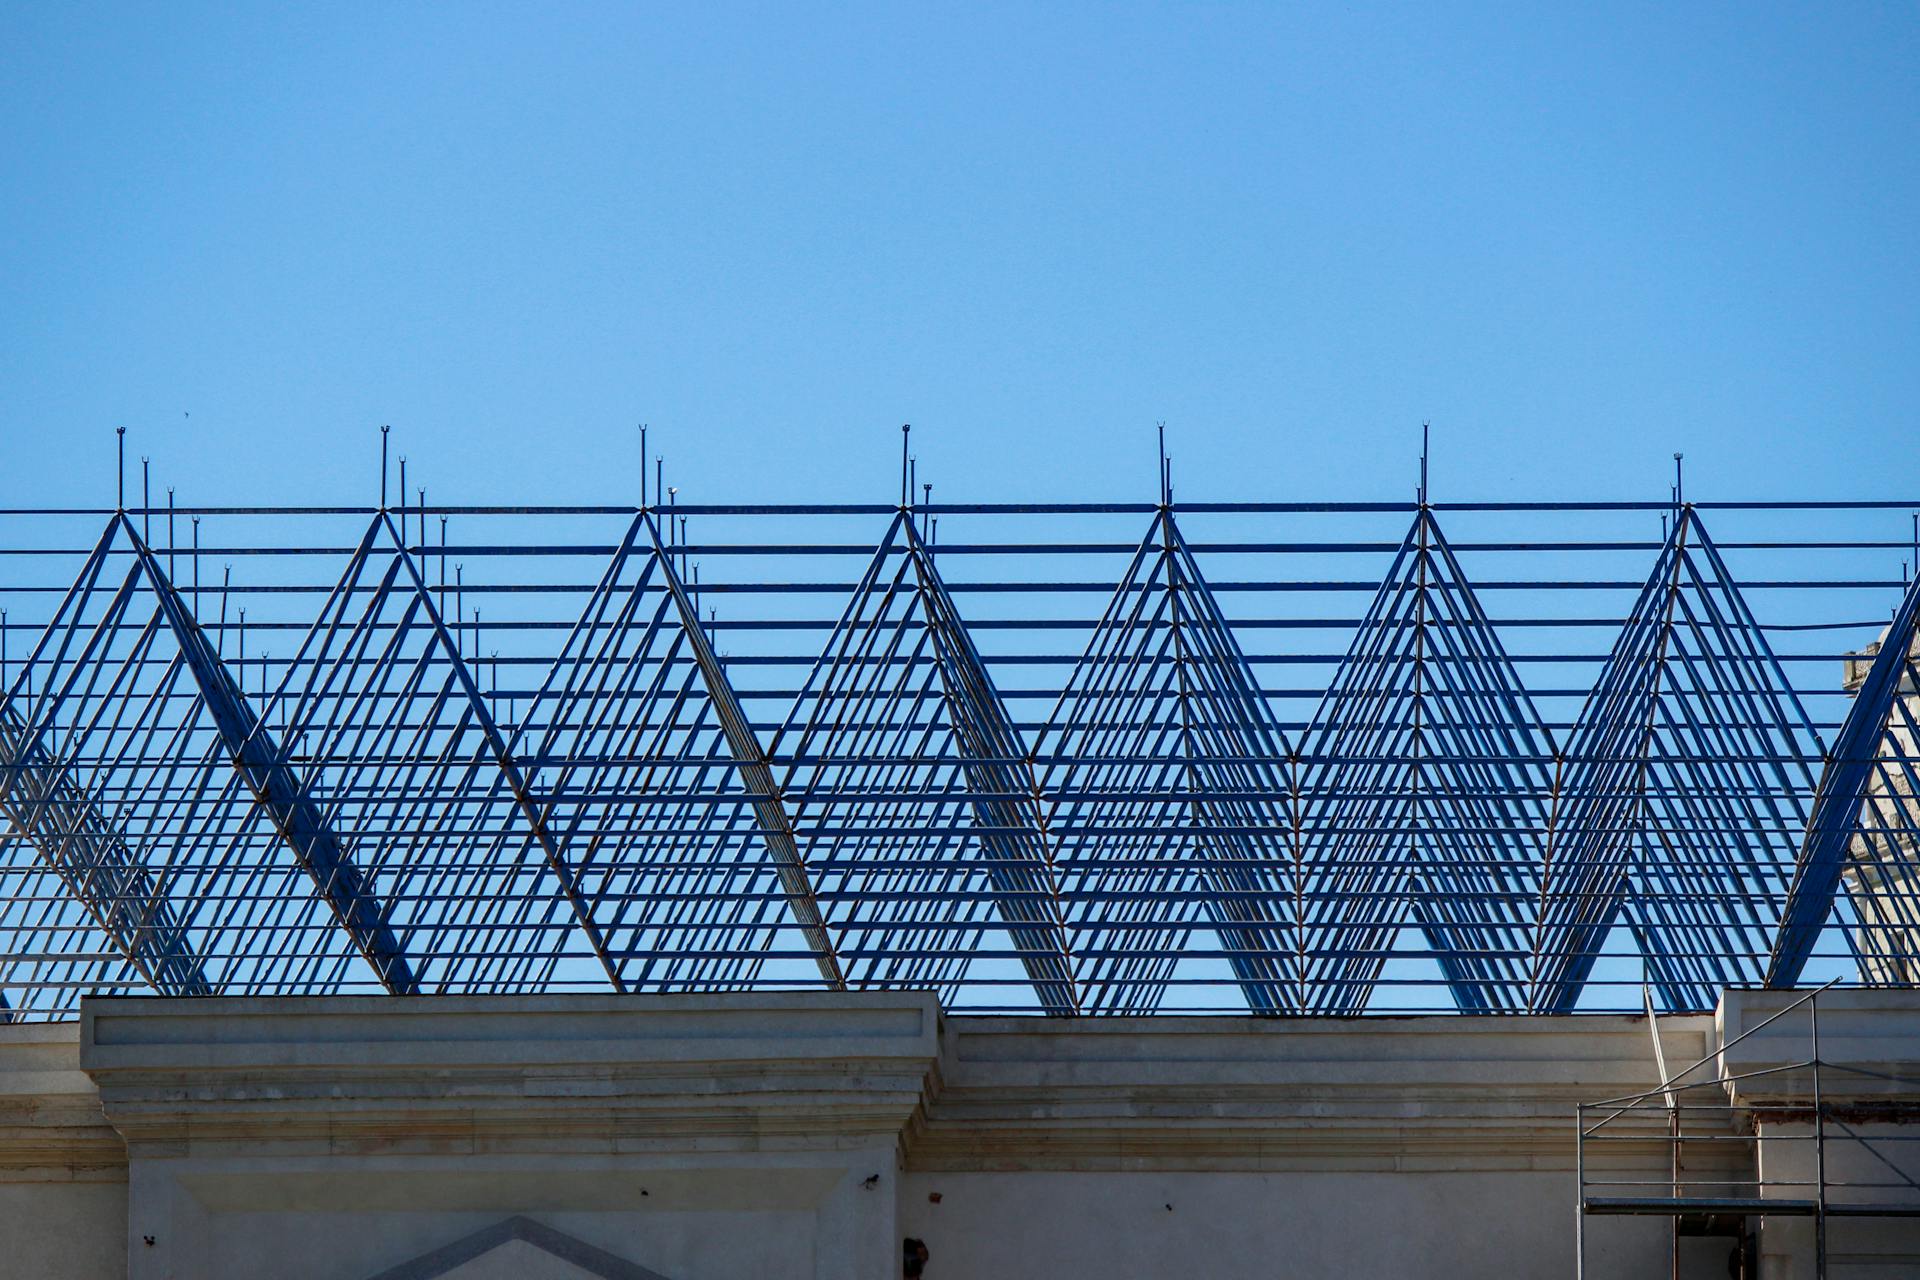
left=0, top=1182, right=128, bottom=1279
left=9, top=993, right=1916, bottom=1280
left=1721, top=991, right=1920, bottom=1278
left=125, top=1157, right=896, bottom=1280
left=1749, top=1119, right=1920, bottom=1280
left=898, top=1169, right=1684, bottom=1280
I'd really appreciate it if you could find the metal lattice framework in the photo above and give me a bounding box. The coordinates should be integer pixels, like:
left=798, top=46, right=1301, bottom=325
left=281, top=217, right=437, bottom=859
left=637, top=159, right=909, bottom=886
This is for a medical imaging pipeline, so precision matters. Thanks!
left=2, top=442, right=1918, bottom=1018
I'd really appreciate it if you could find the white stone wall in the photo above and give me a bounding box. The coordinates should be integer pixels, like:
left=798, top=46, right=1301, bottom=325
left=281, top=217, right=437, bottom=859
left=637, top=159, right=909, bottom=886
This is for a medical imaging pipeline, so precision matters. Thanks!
left=898, top=1169, right=1670, bottom=1279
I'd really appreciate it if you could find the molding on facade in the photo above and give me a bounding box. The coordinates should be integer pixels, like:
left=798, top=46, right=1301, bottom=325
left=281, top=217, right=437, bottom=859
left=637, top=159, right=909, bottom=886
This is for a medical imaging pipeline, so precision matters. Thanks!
left=7, top=999, right=1742, bottom=1178
left=0, top=1021, right=124, bottom=1181
left=77, top=993, right=944, bottom=1158
left=1720, top=988, right=1920, bottom=1106
left=907, top=1013, right=1719, bottom=1173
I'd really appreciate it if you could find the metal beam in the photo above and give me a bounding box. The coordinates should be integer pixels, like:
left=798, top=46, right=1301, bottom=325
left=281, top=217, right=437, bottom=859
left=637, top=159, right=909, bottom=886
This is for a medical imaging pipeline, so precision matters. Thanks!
left=1298, top=508, right=1553, bottom=1013
left=0, top=519, right=212, bottom=996
left=0, top=487, right=1907, bottom=1015
left=372, top=513, right=630, bottom=994
left=901, top=516, right=1079, bottom=1015
left=640, top=514, right=848, bottom=991
left=1529, top=513, right=1695, bottom=1012
left=0, top=696, right=211, bottom=995
left=120, top=517, right=420, bottom=994
left=1770, top=569, right=1920, bottom=986
left=1153, top=510, right=1297, bottom=1014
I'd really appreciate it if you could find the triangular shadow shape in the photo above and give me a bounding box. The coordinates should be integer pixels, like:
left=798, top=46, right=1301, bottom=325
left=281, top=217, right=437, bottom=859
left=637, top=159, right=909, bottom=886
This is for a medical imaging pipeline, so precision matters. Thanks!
left=365, top=1216, right=673, bottom=1280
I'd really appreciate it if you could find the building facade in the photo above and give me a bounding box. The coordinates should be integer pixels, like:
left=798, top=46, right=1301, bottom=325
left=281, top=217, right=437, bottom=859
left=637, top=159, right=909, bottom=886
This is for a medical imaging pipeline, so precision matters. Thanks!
left=0, top=990, right=1915, bottom=1279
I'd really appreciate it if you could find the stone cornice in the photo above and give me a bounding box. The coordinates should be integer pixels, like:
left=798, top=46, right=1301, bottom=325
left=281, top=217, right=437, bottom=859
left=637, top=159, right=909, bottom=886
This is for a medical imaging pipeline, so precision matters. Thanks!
left=0, top=1022, right=125, bottom=1180
left=1719, top=988, right=1920, bottom=1105
left=908, top=1013, right=1720, bottom=1172
left=79, top=993, right=943, bottom=1157
left=0, top=997, right=1772, bottom=1178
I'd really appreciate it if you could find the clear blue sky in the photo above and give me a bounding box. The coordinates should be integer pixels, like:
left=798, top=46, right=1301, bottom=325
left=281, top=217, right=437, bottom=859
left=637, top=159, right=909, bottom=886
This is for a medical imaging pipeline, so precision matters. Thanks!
left=3, top=3, right=1916, bottom=511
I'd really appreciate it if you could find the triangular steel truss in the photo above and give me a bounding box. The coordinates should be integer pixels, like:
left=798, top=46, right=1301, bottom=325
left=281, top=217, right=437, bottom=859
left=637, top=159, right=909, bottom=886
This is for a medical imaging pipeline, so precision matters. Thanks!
left=0, top=494, right=1911, bottom=1015
left=1036, top=508, right=1295, bottom=1014
left=0, top=514, right=373, bottom=1014
left=509, top=512, right=841, bottom=993
left=1530, top=508, right=1822, bottom=1011
left=1298, top=508, right=1553, bottom=1013
left=770, top=510, right=1076, bottom=1011
left=258, top=512, right=622, bottom=994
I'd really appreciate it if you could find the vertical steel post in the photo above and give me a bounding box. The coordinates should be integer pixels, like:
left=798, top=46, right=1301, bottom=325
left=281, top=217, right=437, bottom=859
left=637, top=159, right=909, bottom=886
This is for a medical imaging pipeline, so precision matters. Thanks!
left=1575, top=1107, right=1587, bottom=1280
left=1813, top=992, right=1826, bottom=1279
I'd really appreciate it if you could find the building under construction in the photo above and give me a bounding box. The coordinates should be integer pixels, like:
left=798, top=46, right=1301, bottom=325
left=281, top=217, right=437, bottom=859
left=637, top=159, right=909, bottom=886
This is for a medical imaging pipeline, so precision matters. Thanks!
left=2, top=438, right=1919, bottom=1278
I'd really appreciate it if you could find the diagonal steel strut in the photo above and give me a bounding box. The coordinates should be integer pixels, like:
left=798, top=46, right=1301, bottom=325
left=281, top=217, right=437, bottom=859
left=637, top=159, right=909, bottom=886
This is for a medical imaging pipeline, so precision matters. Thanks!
left=372, top=513, right=630, bottom=994
left=641, top=515, right=848, bottom=991
left=901, top=515, right=1080, bottom=1015
left=0, top=519, right=212, bottom=996
left=0, top=696, right=212, bottom=996
left=1769, top=568, right=1920, bottom=986
left=120, top=517, right=419, bottom=994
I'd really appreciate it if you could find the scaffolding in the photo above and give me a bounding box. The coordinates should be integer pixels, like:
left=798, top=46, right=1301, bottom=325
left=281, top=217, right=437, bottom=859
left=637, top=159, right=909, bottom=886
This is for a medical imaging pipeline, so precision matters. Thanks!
left=1578, top=984, right=1920, bottom=1278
